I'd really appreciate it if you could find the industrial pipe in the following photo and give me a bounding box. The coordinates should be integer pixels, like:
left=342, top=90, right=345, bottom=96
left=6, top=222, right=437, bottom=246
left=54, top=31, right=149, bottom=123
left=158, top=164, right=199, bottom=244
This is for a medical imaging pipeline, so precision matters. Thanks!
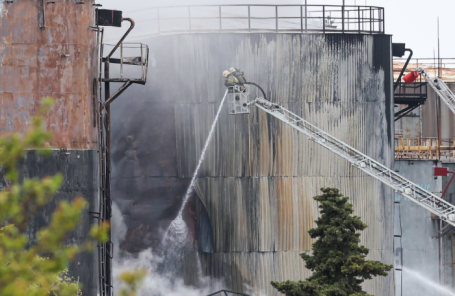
left=107, top=18, right=135, bottom=60
left=394, top=48, right=413, bottom=91
left=102, top=17, right=136, bottom=296
left=245, top=82, right=267, bottom=101
left=442, top=171, right=455, bottom=200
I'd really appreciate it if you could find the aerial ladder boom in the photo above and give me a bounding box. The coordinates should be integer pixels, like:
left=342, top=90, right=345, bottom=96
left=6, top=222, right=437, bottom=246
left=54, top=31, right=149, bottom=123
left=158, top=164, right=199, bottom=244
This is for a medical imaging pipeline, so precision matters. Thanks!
left=234, top=85, right=455, bottom=226
left=410, top=67, right=455, bottom=115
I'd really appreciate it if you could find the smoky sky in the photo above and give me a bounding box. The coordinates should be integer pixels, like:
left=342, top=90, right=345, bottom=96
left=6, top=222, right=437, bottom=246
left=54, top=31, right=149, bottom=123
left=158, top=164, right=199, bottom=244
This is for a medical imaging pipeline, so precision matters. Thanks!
left=98, top=0, right=455, bottom=58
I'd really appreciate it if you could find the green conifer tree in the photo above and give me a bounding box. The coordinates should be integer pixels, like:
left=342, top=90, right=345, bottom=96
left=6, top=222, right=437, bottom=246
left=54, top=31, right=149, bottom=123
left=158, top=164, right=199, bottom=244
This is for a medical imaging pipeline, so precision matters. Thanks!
left=271, top=188, right=392, bottom=296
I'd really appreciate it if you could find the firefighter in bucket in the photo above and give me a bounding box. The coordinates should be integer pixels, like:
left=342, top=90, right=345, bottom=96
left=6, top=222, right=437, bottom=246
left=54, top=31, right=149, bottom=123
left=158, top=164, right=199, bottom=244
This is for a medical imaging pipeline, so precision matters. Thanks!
left=222, top=67, right=246, bottom=91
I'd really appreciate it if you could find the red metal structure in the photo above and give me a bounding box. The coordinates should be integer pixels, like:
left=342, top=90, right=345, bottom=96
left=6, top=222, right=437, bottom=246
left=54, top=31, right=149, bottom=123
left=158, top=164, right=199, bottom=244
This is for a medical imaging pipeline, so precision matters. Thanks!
left=435, top=167, right=455, bottom=200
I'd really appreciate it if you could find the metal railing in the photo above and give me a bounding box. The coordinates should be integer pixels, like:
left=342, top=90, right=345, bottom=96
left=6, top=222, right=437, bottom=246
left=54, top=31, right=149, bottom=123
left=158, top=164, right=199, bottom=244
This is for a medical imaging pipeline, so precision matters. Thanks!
left=137, top=5, right=384, bottom=35
left=102, top=42, right=149, bottom=84
left=394, top=82, right=427, bottom=102
left=395, top=137, right=455, bottom=160
left=395, top=129, right=404, bottom=136
left=394, top=58, right=455, bottom=70
left=393, top=58, right=455, bottom=82
left=207, top=290, right=250, bottom=296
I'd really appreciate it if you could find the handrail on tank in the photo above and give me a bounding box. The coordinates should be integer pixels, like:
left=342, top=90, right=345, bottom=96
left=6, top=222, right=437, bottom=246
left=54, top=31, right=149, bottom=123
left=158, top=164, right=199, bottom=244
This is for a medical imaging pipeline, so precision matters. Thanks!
left=130, top=4, right=384, bottom=9
left=131, top=4, right=384, bottom=36
left=206, top=290, right=251, bottom=296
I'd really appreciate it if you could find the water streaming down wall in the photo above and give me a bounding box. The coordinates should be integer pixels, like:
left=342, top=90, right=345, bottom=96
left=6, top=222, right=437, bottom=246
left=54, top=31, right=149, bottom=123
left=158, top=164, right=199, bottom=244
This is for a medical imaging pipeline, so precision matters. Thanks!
left=393, top=160, right=442, bottom=296
left=111, top=33, right=395, bottom=295
left=393, top=161, right=455, bottom=295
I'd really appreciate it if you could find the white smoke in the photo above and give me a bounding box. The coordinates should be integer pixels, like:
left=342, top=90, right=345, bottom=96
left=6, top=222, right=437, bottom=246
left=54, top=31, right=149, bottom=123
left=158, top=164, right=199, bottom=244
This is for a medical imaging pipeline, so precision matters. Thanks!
left=111, top=202, right=127, bottom=249
left=111, top=202, right=225, bottom=296
left=113, top=249, right=224, bottom=296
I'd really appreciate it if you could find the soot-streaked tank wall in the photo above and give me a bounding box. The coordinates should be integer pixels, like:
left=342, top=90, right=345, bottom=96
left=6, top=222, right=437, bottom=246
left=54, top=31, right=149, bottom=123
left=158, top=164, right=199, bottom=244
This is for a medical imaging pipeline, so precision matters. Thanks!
left=0, top=0, right=98, bottom=148
left=111, top=33, right=394, bottom=295
left=0, top=1, right=99, bottom=295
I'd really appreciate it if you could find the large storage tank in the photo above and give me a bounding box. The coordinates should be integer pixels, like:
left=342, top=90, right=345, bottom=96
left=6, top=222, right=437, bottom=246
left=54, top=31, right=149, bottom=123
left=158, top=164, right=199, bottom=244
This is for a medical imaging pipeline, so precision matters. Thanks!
left=0, top=1, right=99, bottom=295
left=111, top=5, right=395, bottom=295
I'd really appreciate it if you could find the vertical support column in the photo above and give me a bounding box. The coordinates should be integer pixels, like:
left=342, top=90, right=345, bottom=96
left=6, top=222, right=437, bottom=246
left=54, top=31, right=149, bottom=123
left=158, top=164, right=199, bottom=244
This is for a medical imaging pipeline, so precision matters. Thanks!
left=322, top=6, right=325, bottom=33
left=157, top=8, right=160, bottom=34
left=105, top=102, right=113, bottom=296
left=341, top=4, right=345, bottom=33
left=219, top=6, right=222, bottom=32
left=96, top=26, right=105, bottom=296
left=383, top=8, right=385, bottom=33
left=39, top=0, right=46, bottom=29
left=98, top=90, right=107, bottom=296
left=370, top=7, right=372, bottom=34
left=97, top=17, right=138, bottom=296
left=451, top=234, right=454, bottom=287
left=275, top=5, right=278, bottom=33
left=248, top=6, right=251, bottom=32
left=103, top=57, right=113, bottom=296
left=188, top=6, right=191, bottom=33
left=305, top=2, right=307, bottom=32
left=140, top=43, right=144, bottom=81
left=120, top=43, right=123, bottom=79
left=358, top=6, right=361, bottom=33
left=394, top=195, right=403, bottom=296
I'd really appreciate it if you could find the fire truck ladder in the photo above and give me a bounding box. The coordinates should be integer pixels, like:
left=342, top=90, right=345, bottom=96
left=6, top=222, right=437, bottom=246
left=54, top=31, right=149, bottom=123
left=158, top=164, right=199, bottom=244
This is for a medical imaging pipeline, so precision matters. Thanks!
left=232, top=84, right=455, bottom=226
left=418, top=67, right=455, bottom=115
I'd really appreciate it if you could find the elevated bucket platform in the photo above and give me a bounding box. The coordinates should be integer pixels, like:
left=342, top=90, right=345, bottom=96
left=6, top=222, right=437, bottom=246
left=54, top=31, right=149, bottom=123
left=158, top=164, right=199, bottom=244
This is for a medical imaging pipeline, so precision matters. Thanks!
left=228, top=85, right=250, bottom=115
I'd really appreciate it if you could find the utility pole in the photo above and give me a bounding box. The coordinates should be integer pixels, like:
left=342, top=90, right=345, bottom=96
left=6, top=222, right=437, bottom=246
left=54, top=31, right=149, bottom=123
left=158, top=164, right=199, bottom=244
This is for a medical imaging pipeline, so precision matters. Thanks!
left=438, top=17, right=441, bottom=78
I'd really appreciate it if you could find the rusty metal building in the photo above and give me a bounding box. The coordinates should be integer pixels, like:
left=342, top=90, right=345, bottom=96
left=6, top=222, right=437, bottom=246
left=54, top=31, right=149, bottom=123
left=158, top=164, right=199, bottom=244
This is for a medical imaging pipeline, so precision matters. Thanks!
left=110, top=4, right=395, bottom=295
left=0, top=1, right=99, bottom=295
left=0, top=0, right=151, bottom=294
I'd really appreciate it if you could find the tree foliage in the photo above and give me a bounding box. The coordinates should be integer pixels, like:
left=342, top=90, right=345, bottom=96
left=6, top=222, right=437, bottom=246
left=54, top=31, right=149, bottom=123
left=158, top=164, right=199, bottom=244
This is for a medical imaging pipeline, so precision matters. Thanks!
left=271, top=188, right=392, bottom=296
left=118, top=269, right=147, bottom=296
left=0, top=98, right=109, bottom=296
